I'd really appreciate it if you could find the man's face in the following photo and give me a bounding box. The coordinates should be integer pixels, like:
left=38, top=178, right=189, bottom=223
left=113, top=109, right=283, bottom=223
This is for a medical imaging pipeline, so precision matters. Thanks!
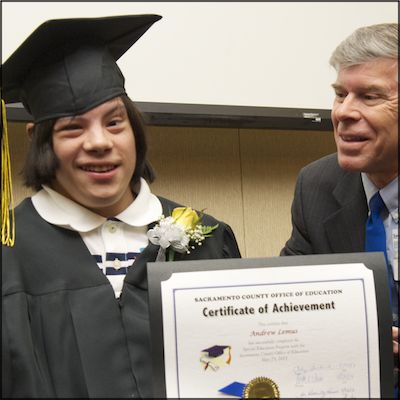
left=51, top=97, right=136, bottom=216
left=331, top=58, right=398, bottom=187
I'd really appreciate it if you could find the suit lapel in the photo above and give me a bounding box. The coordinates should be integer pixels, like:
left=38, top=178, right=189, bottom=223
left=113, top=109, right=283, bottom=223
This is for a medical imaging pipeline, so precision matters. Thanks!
left=323, top=171, right=368, bottom=253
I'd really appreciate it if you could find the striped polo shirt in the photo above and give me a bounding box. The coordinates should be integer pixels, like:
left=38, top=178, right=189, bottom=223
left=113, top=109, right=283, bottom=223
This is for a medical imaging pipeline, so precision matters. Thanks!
left=31, top=178, right=162, bottom=298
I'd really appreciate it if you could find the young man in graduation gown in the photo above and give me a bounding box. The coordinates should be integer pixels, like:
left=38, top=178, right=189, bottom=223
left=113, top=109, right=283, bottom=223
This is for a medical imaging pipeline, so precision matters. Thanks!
left=1, top=15, right=241, bottom=398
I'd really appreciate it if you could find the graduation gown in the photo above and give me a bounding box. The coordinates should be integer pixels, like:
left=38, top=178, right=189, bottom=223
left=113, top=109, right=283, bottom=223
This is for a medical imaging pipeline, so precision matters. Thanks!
left=2, top=197, right=241, bottom=398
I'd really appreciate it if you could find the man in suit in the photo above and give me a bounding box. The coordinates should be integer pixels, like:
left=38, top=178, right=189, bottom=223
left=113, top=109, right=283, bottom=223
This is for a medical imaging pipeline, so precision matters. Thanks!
left=281, top=22, right=398, bottom=385
left=2, top=15, right=241, bottom=398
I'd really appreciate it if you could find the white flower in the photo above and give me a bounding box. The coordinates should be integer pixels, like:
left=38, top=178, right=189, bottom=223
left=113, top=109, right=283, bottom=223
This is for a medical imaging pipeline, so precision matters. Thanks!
left=147, top=216, right=190, bottom=254
left=147, top=208, right=219, bottom=261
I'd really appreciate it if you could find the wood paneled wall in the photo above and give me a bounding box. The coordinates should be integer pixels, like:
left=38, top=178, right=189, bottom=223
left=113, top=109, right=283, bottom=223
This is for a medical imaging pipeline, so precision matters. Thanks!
left=8, top=122, right=336, bottom=257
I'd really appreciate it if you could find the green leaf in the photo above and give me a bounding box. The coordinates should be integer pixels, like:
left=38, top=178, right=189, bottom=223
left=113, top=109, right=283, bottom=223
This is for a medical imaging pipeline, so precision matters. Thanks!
left=201, top=224, right=219, bottom=235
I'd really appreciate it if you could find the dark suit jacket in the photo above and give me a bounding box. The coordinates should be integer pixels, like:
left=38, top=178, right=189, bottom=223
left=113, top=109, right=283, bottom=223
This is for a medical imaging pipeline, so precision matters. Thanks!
left=281, top=153, right=399, bottom=391
left=281, top=153, right=368, bottom=255
left=2, top=196, right=241, bottom=398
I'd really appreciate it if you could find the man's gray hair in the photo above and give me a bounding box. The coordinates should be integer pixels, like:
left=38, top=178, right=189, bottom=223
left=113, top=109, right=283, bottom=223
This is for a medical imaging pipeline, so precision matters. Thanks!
left=329, top=23, right=398, bottom=70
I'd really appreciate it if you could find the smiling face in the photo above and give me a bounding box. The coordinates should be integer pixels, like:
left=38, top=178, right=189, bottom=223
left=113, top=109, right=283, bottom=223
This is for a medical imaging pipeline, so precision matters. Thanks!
left=331, top=58, right=398, bottom=188
left=51, top=97, right=136, bottom=216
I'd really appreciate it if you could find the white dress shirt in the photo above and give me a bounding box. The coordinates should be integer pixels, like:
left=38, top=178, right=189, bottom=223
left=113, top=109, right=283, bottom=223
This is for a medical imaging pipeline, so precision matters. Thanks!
left=362, top=173, right=399, bottom=325
left=362, top=174, right=399, bottom=279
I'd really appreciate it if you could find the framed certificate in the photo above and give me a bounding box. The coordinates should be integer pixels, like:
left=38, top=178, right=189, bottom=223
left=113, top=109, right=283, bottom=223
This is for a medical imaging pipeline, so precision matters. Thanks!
left=147, top=252, right=394, bottom=398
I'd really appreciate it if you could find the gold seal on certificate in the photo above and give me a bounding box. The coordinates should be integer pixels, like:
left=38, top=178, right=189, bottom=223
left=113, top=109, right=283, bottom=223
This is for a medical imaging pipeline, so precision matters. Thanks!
left=243, top=376, right=280, bottom=399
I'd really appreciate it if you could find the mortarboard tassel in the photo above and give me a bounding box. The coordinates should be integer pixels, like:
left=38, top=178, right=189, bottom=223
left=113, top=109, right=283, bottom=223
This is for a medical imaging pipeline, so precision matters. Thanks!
left=226, top=346, right=232, bottom=365
left=1, top=99, right=15, bottom=246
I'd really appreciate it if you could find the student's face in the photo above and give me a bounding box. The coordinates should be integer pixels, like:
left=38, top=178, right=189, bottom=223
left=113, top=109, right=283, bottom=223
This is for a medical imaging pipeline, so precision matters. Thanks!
left=331, top=58, right=398, bottom=188
left=51, top=97, right=136, bottom=216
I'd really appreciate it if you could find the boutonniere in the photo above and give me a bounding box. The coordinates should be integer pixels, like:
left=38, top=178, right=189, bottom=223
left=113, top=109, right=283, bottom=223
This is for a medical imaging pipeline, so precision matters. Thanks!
left=147, top=207, right=218, bottom=261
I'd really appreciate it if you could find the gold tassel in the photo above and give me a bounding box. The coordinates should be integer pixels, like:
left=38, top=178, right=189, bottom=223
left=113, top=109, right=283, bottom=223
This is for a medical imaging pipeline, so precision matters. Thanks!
left=1, top=99, right=15, bottom=246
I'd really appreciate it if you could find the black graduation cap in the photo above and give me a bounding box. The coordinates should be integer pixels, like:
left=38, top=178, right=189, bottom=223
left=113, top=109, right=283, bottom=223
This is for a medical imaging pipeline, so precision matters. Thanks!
left=1, top=14, right=162, bottom=123
left=0, top=14, right=161, bottom=247
left=202, top=345, right=230, bottom=358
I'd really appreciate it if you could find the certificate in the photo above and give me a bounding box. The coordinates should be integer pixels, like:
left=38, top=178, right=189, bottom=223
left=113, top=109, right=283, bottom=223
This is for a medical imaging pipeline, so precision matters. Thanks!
left=147, top=253, right=394, bottom=398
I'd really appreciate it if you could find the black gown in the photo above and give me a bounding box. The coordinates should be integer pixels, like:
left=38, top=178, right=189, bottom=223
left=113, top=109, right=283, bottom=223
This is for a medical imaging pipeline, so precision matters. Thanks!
left=2, top=197, right=241, bottom=398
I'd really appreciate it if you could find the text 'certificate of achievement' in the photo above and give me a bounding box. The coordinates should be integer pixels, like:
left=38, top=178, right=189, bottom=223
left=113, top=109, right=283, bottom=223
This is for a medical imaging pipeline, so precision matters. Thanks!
left=161, top=263, right=380, bottom=398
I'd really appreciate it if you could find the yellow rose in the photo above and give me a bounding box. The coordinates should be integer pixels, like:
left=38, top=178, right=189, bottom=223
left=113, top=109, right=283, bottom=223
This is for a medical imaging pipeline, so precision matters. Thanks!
left=172, top=207, right=199, bottom=230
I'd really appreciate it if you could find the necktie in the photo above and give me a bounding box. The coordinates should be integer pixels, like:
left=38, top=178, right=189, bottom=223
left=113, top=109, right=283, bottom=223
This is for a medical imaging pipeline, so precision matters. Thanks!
left=365, top=192, right=397, bottom=325
left=365, top=192, right=388, bottom=261
left=366, top=194, right=400, bottom=400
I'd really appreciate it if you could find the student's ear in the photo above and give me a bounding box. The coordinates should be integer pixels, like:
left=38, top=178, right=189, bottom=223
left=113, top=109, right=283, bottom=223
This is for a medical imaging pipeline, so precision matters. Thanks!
left=26, top=122, right=35, bottom=140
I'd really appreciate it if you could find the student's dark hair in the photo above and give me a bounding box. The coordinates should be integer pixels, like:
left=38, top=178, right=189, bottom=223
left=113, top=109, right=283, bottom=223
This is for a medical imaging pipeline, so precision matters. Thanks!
left=23, top=94, right=156, bottom=191
left=122, top=95, right=156, bottom=188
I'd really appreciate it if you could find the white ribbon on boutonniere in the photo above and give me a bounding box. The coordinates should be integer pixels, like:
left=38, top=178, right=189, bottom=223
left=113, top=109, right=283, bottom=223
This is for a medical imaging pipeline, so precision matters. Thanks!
left=147, top=207, right=218, bottom=261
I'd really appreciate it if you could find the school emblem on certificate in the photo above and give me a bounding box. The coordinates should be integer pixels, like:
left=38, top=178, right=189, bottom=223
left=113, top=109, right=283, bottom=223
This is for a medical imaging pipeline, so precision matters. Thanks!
left=219, top=376, right=279, bottom=398
left=243, top=376, right=280, bottom=398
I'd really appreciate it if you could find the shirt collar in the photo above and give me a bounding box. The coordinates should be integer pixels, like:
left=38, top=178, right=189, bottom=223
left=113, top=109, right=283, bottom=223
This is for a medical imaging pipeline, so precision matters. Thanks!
left=31, top=178, right=163, bottom=232
left=361, top=173, right=399, bottom=222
